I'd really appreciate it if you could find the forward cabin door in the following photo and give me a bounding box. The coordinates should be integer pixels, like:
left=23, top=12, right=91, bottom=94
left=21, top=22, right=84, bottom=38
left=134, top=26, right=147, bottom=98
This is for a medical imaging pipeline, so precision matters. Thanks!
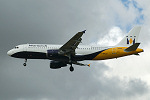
left=23, top=44, right=27, bottom=52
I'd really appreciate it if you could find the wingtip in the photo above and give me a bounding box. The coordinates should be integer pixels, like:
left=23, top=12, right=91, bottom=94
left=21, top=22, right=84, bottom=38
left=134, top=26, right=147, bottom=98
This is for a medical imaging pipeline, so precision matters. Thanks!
left=82, top=30, right=86, bottom=33
left=88, top=64, right=90, bottom=67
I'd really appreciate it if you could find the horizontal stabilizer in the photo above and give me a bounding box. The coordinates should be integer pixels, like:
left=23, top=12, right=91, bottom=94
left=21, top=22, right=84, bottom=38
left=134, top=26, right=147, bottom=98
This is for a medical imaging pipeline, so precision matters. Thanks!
left=124, top=43, right=140, bottom=52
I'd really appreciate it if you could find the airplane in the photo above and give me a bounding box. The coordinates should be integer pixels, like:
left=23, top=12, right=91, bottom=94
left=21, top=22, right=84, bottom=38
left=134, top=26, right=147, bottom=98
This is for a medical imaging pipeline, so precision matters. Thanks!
left=7, top=26, right=144, bottom=72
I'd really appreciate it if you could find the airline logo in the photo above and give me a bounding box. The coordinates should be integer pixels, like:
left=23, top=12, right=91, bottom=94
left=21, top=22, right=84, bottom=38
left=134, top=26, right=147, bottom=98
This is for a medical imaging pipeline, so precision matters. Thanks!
left=126, top=36, right=136, bottom=44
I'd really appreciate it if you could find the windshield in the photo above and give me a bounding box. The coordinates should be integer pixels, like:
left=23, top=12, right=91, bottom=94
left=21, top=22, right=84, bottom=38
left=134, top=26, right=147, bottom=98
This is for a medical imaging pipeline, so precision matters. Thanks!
left=14, top=46, right=19, bottom=49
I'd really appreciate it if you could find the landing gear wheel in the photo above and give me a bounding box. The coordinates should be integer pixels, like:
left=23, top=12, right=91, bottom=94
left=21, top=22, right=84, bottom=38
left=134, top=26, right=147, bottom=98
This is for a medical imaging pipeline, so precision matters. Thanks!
left=23, top=63, right=26, bottom=66
left=23, top=59, right=27, bottom=66
left=70, top=66, right=74, bottom=72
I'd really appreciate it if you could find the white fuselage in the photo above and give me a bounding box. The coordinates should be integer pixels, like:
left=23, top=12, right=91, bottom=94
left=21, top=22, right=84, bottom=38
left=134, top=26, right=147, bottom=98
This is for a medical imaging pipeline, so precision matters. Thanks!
left=6, top=26, right=144, bottom=72
left=7, top=44, right=110, bottom=57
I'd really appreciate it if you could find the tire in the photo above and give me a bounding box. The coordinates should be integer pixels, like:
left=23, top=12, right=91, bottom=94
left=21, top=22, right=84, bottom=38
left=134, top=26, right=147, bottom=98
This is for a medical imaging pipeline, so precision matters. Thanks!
left=70, top=66, right=74, bottom=72
left=23, top=63, right=26, bottom=66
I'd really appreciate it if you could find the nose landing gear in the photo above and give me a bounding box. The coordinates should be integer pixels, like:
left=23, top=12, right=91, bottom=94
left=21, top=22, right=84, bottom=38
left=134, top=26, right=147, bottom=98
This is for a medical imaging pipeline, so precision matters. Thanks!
left=23, top=59, right=27, bottom=66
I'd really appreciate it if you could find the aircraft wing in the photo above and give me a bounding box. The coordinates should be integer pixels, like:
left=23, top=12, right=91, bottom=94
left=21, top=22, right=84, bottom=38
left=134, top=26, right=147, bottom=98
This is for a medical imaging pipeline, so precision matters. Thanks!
left=59, top=30, right=86, bottom=55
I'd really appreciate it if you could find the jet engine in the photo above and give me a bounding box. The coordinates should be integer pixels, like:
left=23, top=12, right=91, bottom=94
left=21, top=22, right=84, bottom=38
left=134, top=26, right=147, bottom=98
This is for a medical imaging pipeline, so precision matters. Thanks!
left=50, top=61, right=67, bottom=69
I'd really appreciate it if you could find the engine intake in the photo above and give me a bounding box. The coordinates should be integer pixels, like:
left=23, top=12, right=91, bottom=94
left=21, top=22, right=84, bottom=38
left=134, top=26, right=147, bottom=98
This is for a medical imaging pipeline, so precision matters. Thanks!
left=50, top=61, right=67, bottom=69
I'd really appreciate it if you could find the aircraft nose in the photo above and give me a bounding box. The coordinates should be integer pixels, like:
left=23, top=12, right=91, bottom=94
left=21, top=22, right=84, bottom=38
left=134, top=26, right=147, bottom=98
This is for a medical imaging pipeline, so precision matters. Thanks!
left=7, top=50, right=13, bottom=56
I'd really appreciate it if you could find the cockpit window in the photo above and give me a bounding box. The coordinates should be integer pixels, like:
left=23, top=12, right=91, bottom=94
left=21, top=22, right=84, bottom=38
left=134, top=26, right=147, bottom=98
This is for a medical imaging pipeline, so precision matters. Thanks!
left=14, top=46, right=19, bottom=49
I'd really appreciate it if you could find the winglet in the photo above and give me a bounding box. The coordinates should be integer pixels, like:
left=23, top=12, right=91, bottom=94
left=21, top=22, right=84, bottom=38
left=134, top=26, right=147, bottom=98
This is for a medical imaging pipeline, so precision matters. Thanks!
left=88, top=64, right=90, bottom=67
left=82, top=30, right=86, bottom=33
left=124, top=43, right=140, bottom=52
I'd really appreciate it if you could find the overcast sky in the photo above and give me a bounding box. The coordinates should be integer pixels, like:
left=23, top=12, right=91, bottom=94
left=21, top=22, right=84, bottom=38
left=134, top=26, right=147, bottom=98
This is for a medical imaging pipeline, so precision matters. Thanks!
left=0, top=0, right=150, bottom=100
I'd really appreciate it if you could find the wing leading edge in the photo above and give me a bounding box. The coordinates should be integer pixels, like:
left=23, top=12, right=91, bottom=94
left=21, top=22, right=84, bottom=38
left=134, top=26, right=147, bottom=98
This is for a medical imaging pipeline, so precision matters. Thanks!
left=59, top=30, right=86, bottom=55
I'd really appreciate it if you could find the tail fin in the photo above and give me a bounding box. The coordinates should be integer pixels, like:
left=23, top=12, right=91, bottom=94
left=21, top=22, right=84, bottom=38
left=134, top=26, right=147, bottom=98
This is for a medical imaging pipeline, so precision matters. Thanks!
left=116, top=26, right=141, bottom=46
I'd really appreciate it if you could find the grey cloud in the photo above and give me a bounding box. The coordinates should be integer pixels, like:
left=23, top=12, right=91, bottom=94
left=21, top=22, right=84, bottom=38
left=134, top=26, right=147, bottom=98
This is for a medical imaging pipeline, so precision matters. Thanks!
left=0, top=0, right=111, bottom=48
left=0, top=59, right=148, bottom=100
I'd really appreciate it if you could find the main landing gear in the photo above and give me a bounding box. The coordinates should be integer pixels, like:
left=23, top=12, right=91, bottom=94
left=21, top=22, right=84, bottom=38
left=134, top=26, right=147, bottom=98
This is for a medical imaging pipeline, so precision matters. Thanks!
left=69, top=64, right=74, bottom=72
left=23, top=59, right=27, bottom=66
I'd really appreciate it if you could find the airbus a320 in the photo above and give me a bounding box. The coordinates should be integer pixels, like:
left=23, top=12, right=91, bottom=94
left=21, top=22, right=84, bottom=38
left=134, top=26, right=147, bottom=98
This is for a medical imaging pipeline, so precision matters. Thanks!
left=7, top=26, right=144, bottom=72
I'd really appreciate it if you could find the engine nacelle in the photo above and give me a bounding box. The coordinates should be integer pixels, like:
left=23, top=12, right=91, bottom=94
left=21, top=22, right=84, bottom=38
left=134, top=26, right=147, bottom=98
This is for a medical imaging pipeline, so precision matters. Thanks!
left=50, top=61, right=67, bottom=69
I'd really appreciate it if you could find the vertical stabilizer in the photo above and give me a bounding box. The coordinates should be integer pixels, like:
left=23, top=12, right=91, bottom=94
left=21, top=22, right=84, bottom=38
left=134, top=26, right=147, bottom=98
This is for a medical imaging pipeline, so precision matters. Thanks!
left=116, top=26, right=141, bottom=46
